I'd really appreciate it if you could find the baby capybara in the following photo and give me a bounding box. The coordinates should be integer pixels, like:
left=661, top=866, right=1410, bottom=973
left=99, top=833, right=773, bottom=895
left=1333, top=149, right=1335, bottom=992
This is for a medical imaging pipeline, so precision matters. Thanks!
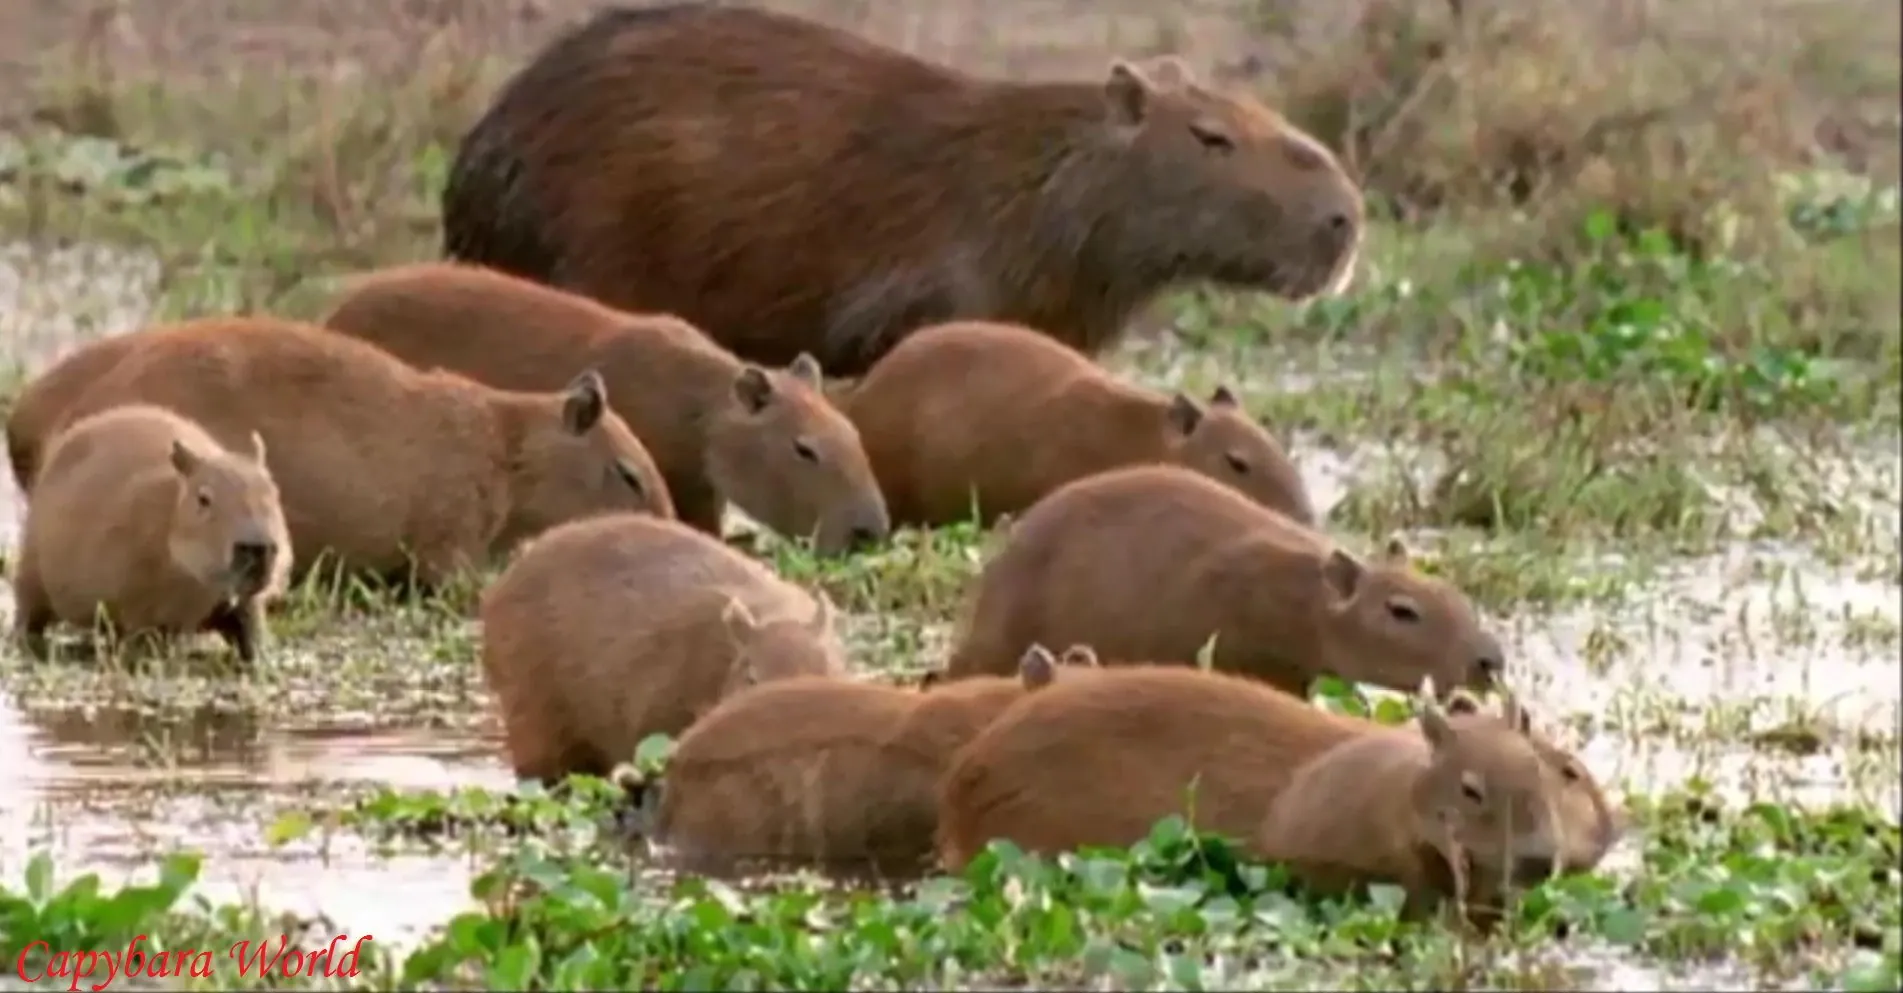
left=934, top=667, right=1619, bottom=895
left=628, top=644, right=1088, bottom=875
left=1259, top=681, right=1627, bottom=928
left=482, top=512, right=849, bottom=783
left=837, top=320, right=1313, bottom=529
left=942, top=464, right=1501, bottom=696
left=322, top=262, right=889, bottom=554
left=440, top=4, right=1364, bottom=376
left=22, top=317, right=672, bottom=588
left=14, top=404, right=291, bottom=662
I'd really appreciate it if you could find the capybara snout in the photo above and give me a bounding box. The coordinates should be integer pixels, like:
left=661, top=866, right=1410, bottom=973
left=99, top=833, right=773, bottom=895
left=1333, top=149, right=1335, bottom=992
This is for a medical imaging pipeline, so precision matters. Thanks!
left=1319, top=538, right=1503, bottom=696
left=226, top=537, right=281, bottom=595
left=167, top=431, right=289, bottom=601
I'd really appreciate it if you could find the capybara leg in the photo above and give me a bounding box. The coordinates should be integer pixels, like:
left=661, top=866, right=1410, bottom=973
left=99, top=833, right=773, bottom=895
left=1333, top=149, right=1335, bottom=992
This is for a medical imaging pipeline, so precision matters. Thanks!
left=206, top=600, right=267, bottom=664
left=11, top=555, right=54, bottom=660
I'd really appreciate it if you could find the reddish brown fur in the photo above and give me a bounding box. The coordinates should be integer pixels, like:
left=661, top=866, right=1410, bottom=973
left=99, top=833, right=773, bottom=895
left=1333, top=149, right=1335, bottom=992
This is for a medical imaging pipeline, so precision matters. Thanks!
left=943, top=464, right=1501, bottom=696
left=440, top=3, right=1364, bottom=377
left=14, top=404, right=292, bottom=662
left=482, top=513, right=848, bottom=782
left=638, top=645, right=1077, bottom=874
left=32, top=317, right=672, bottom=587
left=1257, top=686, right=1625, bottom=929
left=838, top=320, right=1314, bottom=529
left=7, top=333, right=144, bottom=492
left=324, top=263, right=889, bottom=554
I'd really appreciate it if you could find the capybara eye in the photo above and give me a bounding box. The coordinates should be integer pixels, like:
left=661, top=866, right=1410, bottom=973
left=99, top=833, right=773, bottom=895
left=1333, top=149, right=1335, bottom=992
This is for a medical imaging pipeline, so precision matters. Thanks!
left=613, top=462, right=646, bottom=497
left=1461, top=773, right=1486, bottom=805
left=1387, top=598, right=1421, bottom=623
left=1561, top=762, right=1582, bottom=783
left=1189, top=122, right=1235, bottom=154
left=1224, top=452, right=1250, bottom=475
left=793, top=439, right=820, bottom=463
left=195, top=489, right=213, bottom=509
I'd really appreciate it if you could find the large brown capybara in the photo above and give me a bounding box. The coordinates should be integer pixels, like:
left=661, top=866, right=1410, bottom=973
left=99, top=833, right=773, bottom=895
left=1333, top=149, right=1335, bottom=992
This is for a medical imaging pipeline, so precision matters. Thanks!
left=322, top=262, right=889, bottom=554
left=835, top=320, right=1314, bottom=529
left=941, top=464, right=1501, bottom=696
left=439, top=4, right=1365, bottom=377
left=934, top=667, right=1623, bottom=905
left=25, top=317, right=673, bottom=588
left=624, top=644, right=1094, bottom=876
left=1259, top=681, right=1627, bottom=929
left=14, top=404, right=292, bottom=663
left=481, top=512, right=849, bottom=783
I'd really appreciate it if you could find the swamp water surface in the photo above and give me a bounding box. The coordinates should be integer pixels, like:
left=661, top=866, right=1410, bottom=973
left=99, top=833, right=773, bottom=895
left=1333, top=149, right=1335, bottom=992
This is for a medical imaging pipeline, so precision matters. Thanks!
left=0, top=242, right=1897, bottom=983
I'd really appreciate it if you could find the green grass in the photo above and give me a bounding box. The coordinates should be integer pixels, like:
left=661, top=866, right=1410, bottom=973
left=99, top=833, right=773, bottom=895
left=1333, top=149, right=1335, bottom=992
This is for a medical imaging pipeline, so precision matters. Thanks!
left=0, top=3, right=1900, bottom=989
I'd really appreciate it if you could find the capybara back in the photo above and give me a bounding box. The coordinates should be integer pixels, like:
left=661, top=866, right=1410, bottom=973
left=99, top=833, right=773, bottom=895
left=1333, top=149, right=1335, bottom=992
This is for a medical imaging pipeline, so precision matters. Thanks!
left=441, top=4, right=1363, bottom=375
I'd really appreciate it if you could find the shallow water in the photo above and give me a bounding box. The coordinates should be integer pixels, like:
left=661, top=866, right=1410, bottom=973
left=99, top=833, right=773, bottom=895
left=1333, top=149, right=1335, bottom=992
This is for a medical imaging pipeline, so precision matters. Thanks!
left=0, top=241, right=1898, bottom=985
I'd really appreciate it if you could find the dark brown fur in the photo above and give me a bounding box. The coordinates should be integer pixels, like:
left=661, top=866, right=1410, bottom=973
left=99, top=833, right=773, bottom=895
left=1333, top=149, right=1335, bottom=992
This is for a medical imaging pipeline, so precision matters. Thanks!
left=14, top=404, right=292, bottom=662
left=634, top=645, right=1079, bottom=874
left=837, top=320, right=1313, bottom=529
left=30, top=317, right=672, bottom=587
left=943, top=464, right=1501, bottom=695
left=440, top=3, right=1364, bottom=376
left=482, top=512, right=848, bottom=782
left=324, top=263, right=888, bottom=553
left=1257, top=683, right=1626, bottom=929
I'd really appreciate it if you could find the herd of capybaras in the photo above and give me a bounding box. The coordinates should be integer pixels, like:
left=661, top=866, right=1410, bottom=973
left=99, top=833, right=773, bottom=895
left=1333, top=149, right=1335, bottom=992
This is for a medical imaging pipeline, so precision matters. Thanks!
left=3, top=3, right=1629, bottom=930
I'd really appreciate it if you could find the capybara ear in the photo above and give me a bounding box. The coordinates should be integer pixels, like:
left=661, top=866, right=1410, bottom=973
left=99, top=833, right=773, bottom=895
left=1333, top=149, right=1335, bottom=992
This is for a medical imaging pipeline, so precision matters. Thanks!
left=1059, top=644, right=1101, bottom=668
left=1166, top=392, right=1205, bottom=436
left=719, top=595, right=760, bottom=636
left=1415, top=677, right=1457, bottom=749
left=805, top=592, right=837, bottom=639
left=247, top=430, right=268, bottom=466
left=733, top=366, right=776, bottom=414
left=1321, top=547, right=1365, bottom=600
left=1104, top=60, right=1157, bottom=126
left=788, top=352, right=825, bottom=388
left=1444, top=690, right=1485, bottom=716
left=1384, top=536, right=1411, bottom=565
left=1209, top=385, right=1240, bottom=409
left=169, top=438, right=203, bottom=477
left=1144, top=55, right=1196, bottom=90
left=1018, top=644, right=1058, bottom=688
left=561, top=368, right=609, bottom=434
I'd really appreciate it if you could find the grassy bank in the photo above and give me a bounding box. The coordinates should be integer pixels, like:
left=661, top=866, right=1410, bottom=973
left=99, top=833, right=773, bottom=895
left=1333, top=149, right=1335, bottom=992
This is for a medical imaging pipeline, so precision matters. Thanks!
left=0, top=0, right=1898, bottom=989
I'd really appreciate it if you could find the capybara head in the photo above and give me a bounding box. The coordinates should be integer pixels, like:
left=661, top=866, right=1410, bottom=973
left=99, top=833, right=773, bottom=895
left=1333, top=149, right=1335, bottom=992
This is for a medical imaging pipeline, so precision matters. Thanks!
left=707, top=353, right=890, bottom=557
left=166, top=431, right=291, bottom=600
left=1313, top=538, right=1501, bottom=694
left=1463, top=686, right=1628, bottom=874
left=1057, top=644, right=1102, bottom=669
left=720, top=592, right=848, bottom=693
left=1094, top=57, right=1362, bottom=301
left=510, top=368, right=675, bottom=532
left=1165, top=385, right=1314, bottom=525
left=1411, top=678, right=1614, bottom=899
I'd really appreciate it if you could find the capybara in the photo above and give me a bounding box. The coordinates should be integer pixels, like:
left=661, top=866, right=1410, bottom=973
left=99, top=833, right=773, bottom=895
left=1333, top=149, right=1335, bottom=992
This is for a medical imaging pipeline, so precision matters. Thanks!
left=482, top=513, right=849, bottom=783
left=836, top=320, right=1314, bottom=529
left=440, top=4, right=1365, bottom=376
left=628, top=644, right=1083, bottom=875
left=13, top=404, right=291, bottom=662
left=942, top=464, right=1501, bottom=696
left=322, top=262, right=889, bottom=553
left=933, top=667, right=1618, bottom=884
left=1258, top=681, right=1625, bottom=928
left=7, top=333, right=145, bottom=492
left=25, top=317, right=672, bottom=587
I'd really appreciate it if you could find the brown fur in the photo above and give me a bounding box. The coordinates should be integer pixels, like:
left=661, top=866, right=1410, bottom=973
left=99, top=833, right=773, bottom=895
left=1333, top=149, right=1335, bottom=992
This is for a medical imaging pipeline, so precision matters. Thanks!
left=440, top=3, right=1364, bottom=377
left=29, top=317, right=672, bottom=587
left=933, top=667, right=1616, bottom=882
left=837, top=320, right=1314, bottom=529
left=7, top=333, right=144, bottom=492
left=323, top=263, right=889, bottom=554
left=481, top=512, right=848, bottom=782
left=636, top=645, right=1079, bottom=874
left=943, top=464, right=1501, bottom=696
left=1257, top=684, right=1626, bottom=929
left=13, top=404, right=292, bottom=662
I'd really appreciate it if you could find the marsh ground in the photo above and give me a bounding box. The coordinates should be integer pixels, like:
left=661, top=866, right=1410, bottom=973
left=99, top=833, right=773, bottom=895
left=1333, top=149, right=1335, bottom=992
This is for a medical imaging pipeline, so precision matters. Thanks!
left=0, top=0, right=1898, bottom=989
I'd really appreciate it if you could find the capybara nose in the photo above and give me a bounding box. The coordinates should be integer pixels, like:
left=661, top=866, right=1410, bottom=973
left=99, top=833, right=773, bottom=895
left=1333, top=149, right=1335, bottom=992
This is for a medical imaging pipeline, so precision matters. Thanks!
left=1474, top=652, right=1504, bottom=687
left=1513, top=853, right=1563, bottom=884
left=231, top=539, right=276, bottom=580
left=847, top=524, right=884, bottom=550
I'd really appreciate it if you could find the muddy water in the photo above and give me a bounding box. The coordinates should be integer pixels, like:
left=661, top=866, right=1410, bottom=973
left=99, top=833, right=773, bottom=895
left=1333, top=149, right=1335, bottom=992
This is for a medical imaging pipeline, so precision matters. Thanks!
left=0, top=241, right=1898, bottom=983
